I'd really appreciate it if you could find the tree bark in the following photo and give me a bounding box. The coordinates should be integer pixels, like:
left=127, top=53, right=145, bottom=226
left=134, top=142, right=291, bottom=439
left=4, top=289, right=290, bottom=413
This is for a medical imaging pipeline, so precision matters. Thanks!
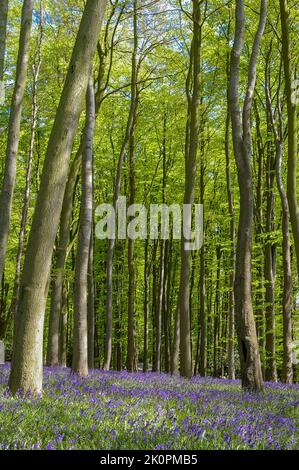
left=253, top=103, right=265, bottom=376
left=279, top=0, right=299, bottom=278
left=0, top=0, right=34, bottom=285
left=178, top=0, right=201, bottom=379
left=225, top=25, right=235, bottom=380
left=9, top=9, right=44, bottom=339
left=0, top=0, right=8, bottom=101
left=47, top=25, right=110, bottom=366
left=127, top=105, right=138, bottom=373
left=9, top=0, right=107, bottom=395
left=266, top=71, right=293, bottom=384
left=87, top=229, right=95, bottom=370
left=229, top=0, right=266, bottom=391
left=59, top=284, right=68, bottom=367
left=264, top=63, right=277, bottom=381
left=143, top=238, right=149, bottom=372
left=72, top=79, right=95, bottom=377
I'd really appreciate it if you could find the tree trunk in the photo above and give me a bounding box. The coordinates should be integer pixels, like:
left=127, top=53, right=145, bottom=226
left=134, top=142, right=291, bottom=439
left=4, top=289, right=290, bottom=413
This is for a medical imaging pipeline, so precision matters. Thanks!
left=9, top=10, right=43, bottom=340
left=87, top=230, right=95, bottom=370
left=127, top=117, right=138, bottom=373
left=279, top=0, right=299, bottom=278
left=126, top=0, right=138, bottom=374
left=229, top=0, right=266, bottom=391
left=0, top=0, right=8, bottom=102
left=163, top=238, right=171, bottom=372
left=277, top=141, right=293, bottom=384
left=143, top=238, right=149, bottom=372
left=266, top=73, right=293, bottom=383
left=155, top=114, right=167, bottom=372
left=0, top=0, right=34, bottom=285
left=171, top=306, right=180, bottom=375
left=9, top=0, right=107, bottom=395
left=59, top=285, right=68, bottom=368
left=253, top=103, right=265, bottom=376
left=213, top=245, right=222, bottom=377
left=47, top=28, right=109, bottom=367
left=264, top=78, right=277, bottom=381
left=178, top=0, right=201, bottom=379
left=225, top=30, right=235, bottom=380
left=72, top=79, right=95, bottom=377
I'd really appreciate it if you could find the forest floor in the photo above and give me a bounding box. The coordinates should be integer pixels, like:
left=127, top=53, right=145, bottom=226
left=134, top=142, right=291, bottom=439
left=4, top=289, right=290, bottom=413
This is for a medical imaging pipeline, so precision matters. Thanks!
left=0, top=363, right=298, bottom=450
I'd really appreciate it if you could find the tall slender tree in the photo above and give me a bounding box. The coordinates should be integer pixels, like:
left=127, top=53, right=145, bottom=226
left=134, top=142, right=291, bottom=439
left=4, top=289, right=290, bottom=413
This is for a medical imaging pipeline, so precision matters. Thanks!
left=9, top=0, right=107, bottom=395
left=72, top=78, right=95, bottom=377
left=266, top=60, right=293, bottom=384
left=178, top=0, right=201, bottom=379
left=0, top=0, right=8, bottom=102
left=279, top=0, right=299, bottom=278
left=0, top=0, right=34, bottom=285
left=10, top=5, right=44, bottom=334
left=229, top=0, right=266, bottom=391
left=225, top=11, right=235, bottom=380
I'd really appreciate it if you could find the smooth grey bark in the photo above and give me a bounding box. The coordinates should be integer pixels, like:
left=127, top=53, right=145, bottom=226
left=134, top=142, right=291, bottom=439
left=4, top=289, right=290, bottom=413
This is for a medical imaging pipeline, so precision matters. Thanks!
left=59, top=285, right=68, bottom=367
left=264, top=60, right=277, bottom=382
left=127, top=120, right=138, bottom=372
left=46, top=1, right=117, bottom=368
left=0, top=0, right=8, bottom=97
left=163, top=238, right=171, bottom=372
left=198, top=149, right=206, bottom=377
left=229, top=0, right=266, bottom=391
left=143, top=238, right=149, bottom=372
left=9, top=0, right=107, bottom=395
left=178, top=0, right=201, bottom=379
left=154, top=114, right=167, bottom=373
left=126, top=2, right=138, bottom=373
left=87, top=229, right=95, bottom=370
left=171, top=306, right=180, bottom=375
left=266, top=70, right=293, bottom=384
left=0, top=0, right=34, bottom=285
left=253, top=103, right=265, bottom=376
left=225, top=22, right=235, bottom=380
left=279, top=0, right=299, bottom=278
left=10, top=10, right=44, bottom=337
left=72, top=79, right=95, bottom=377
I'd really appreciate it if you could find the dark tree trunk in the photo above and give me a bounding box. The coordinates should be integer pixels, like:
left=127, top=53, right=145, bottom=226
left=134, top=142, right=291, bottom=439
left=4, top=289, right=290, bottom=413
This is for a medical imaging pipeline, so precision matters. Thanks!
left=178, top=0, right=201, bottom=379
left=229, top=0, right=266, bottom=391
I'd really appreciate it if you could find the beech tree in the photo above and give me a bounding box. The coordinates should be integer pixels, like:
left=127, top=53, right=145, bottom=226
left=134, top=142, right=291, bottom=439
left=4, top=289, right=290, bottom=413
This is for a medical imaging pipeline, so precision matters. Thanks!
left=229, top=0, right=266, bottom=391
left=279, top=0, right=299, bottom=278
left=0, top=0, right=34, bottom=287
left=9, top=0, right=107, bottom=395
left=178, top=0, right=201, bottom=379
left=72, top=79, right=95, bottom=377
left=0, top=0, right=8, bottom=100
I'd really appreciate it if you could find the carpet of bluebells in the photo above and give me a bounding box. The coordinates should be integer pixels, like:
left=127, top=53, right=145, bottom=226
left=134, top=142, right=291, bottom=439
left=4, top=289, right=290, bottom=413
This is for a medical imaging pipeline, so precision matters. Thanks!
left=0, top=363, right=298, bottom=450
